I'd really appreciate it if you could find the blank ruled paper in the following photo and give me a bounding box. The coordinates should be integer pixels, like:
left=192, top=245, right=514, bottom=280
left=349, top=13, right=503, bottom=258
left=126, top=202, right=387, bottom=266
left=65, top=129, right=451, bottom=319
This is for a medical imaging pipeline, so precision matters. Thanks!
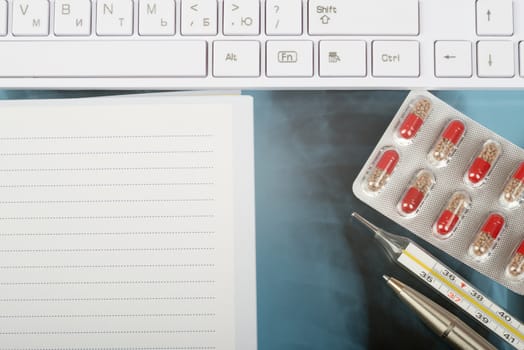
left=0, top=96, right=256, bottom=349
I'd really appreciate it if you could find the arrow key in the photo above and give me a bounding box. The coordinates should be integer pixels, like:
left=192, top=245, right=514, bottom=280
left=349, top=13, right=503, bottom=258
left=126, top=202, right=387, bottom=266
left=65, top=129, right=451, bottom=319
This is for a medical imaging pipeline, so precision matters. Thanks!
left=476, top=0, right=513, bottom=36
left=435, top=41, right=472, bottom=78
left=477, top=41, right=514, bottom=78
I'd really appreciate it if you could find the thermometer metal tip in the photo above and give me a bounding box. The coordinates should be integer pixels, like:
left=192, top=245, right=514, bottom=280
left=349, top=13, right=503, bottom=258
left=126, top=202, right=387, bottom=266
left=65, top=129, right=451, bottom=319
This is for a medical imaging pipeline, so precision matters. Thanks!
left=351, top=212, right=381, bottom=233
left=351, top=212, right=409, bottom=261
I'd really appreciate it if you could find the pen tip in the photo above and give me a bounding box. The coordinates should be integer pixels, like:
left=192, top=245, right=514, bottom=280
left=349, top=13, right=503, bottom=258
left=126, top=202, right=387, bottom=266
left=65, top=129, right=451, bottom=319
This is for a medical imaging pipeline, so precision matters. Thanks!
left=382, top=275, right=391, bottom=282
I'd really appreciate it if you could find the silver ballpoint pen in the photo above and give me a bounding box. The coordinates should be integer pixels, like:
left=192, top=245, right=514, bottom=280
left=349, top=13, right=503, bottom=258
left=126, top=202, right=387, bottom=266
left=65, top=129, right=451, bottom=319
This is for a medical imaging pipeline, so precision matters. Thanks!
left=384, top=275, right=497, bottom=350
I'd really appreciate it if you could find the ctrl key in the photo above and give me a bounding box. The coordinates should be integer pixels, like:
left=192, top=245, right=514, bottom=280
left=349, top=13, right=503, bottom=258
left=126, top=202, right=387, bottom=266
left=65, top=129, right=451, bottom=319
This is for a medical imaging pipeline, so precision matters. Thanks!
left=372, top=41, right=420, bottom=77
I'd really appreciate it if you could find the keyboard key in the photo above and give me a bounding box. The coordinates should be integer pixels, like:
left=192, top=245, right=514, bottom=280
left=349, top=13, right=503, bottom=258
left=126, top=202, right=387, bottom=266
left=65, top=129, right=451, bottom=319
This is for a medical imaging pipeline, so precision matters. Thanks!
left=181, top=0, right=217, bottom=36
left=54, top=0, right=92, bottom=36
left=319, top=41, right=366, bottom=77
left=0, top=41, right=207, bottom=77
left=223, top=0, right=259, bottom=36
left=521, top=42, right=524, bottom=77
left=372, top=41, right=420, bottom=77
left=0, top=0, right=7, bottom=36
left=139, top=0, right=176, bottom=36
left=96, top=0, right=133, bottom=36
left=266, top=41, right=313, bottom=77
left=434, top=41, right=472, bottom=78
left=477, top=41, right=514, bottom=78
left=266, top=0, right=302, bottom=36
left=308, top=0, right=418, bottom=36
left=12, top=0, right=50, bottom=36
left=213, top=41, right=260, bottom=77
left=476, top=0, right=513, bottom=36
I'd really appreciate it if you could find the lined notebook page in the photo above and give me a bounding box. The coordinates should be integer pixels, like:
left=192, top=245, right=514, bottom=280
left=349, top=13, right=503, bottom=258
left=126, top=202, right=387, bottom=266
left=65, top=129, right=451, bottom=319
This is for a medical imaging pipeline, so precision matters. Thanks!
left=0, top=97, right=256, bottom=349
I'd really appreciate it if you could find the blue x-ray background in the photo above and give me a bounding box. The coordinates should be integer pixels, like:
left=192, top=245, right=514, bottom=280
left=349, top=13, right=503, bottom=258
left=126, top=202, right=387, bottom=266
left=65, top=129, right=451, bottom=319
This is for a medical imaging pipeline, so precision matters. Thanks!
left=2, top=90, right=523, bottom=350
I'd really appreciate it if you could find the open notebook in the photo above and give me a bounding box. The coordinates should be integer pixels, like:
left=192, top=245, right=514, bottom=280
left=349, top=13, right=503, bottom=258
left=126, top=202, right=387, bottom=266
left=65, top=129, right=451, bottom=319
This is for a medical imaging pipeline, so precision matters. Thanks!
left=0, top=95, right=256, bottom=349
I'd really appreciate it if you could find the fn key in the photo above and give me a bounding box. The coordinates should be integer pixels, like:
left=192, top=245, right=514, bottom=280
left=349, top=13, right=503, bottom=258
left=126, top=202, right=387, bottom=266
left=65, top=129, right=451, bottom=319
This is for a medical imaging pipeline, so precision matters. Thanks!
left=266, top=41, right=314, bottom=77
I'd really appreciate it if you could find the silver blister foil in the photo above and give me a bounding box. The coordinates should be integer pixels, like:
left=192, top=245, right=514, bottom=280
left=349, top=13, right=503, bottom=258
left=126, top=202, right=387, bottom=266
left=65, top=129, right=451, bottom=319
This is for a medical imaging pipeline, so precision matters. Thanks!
left=353, top=90, right=524, bottom=295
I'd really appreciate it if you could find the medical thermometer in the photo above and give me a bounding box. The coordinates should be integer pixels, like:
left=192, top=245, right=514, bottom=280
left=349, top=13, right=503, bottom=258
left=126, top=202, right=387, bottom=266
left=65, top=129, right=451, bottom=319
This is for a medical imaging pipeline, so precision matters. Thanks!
left=352, top=212, right=524, bottom=350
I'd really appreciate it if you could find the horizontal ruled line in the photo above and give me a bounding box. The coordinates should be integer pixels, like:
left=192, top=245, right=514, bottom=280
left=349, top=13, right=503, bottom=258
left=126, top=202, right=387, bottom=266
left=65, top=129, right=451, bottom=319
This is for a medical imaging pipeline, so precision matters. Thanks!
left=0, top=199, right=215, bottom=205
left=0, top=296, right=216, bottom=302
left=0, top=280, right=216, bottom=286
left=0, top=348, right=215, bottom=350
left=0, top=313, right=215, bottom=319
left=0, top=167, right=214, bottom=172
left=0, top=151, right=214, bottom=156
left=0, top=231, right=215, bottom=237
left=0, top=329, right=216, bottom=335
left=0, top=247, right=214, bottom=253
left=0, top=215, right=214, bottom=221
left=0, top=183, right=214, bottom=188
left=0, top=264, right=215, bottom=269
left=0, top=347, right=216, bottom=350
left=0, top=135, right=214, bottom=141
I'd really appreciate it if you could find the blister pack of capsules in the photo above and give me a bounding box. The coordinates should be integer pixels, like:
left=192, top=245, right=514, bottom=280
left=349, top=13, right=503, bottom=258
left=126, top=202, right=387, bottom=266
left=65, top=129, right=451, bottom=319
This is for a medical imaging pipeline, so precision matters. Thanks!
left=353, top=91, right=524, bottom=295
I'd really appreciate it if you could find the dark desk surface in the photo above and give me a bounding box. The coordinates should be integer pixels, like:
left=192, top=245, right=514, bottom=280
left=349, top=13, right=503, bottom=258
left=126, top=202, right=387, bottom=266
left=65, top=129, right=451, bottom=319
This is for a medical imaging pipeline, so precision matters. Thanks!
left=2, top=90, right=524, bottom=350
left=250, top=90, right=524, bottom=350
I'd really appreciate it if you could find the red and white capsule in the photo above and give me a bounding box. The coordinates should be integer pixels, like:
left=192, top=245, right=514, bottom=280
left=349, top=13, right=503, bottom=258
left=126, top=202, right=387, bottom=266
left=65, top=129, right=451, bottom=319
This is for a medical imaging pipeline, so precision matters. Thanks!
left=433, top=191, right=471, bottom=239
left=395, top=97, right=432, bottom=144
left=469, top=213, right=505, bottom=261
left=465, top=140, right=501, bottom=188
left=397, top=170, right=435, bottom=217
left=500, top=161, right=524, bottom=209
left=506, top=240, right=524, bottom=281
left=365, top=148, right=400, bottom=194
left=428, top=119, right=466, bottom=168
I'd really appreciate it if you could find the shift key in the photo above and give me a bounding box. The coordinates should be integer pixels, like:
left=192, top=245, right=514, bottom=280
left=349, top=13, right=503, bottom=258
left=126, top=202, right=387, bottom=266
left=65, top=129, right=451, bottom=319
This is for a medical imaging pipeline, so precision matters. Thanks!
left=308, top=0, right=419, bottom=35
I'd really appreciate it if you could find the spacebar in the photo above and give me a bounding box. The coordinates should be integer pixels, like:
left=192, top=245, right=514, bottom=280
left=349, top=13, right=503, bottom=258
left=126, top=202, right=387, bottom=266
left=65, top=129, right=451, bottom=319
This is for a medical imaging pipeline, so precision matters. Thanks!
left=0, top=41, right=207, bottom=77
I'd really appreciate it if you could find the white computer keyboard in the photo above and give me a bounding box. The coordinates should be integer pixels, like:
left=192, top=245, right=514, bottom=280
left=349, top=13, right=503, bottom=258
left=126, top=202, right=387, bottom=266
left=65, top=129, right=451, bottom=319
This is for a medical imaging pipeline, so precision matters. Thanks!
left=0, top=0, right=523, bottom=89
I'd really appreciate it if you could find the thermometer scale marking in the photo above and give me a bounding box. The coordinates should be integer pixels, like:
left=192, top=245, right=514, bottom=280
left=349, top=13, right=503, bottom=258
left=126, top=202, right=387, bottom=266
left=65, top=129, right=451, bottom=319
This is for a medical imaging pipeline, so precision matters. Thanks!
left=398, top=243, right=524, bottom=350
